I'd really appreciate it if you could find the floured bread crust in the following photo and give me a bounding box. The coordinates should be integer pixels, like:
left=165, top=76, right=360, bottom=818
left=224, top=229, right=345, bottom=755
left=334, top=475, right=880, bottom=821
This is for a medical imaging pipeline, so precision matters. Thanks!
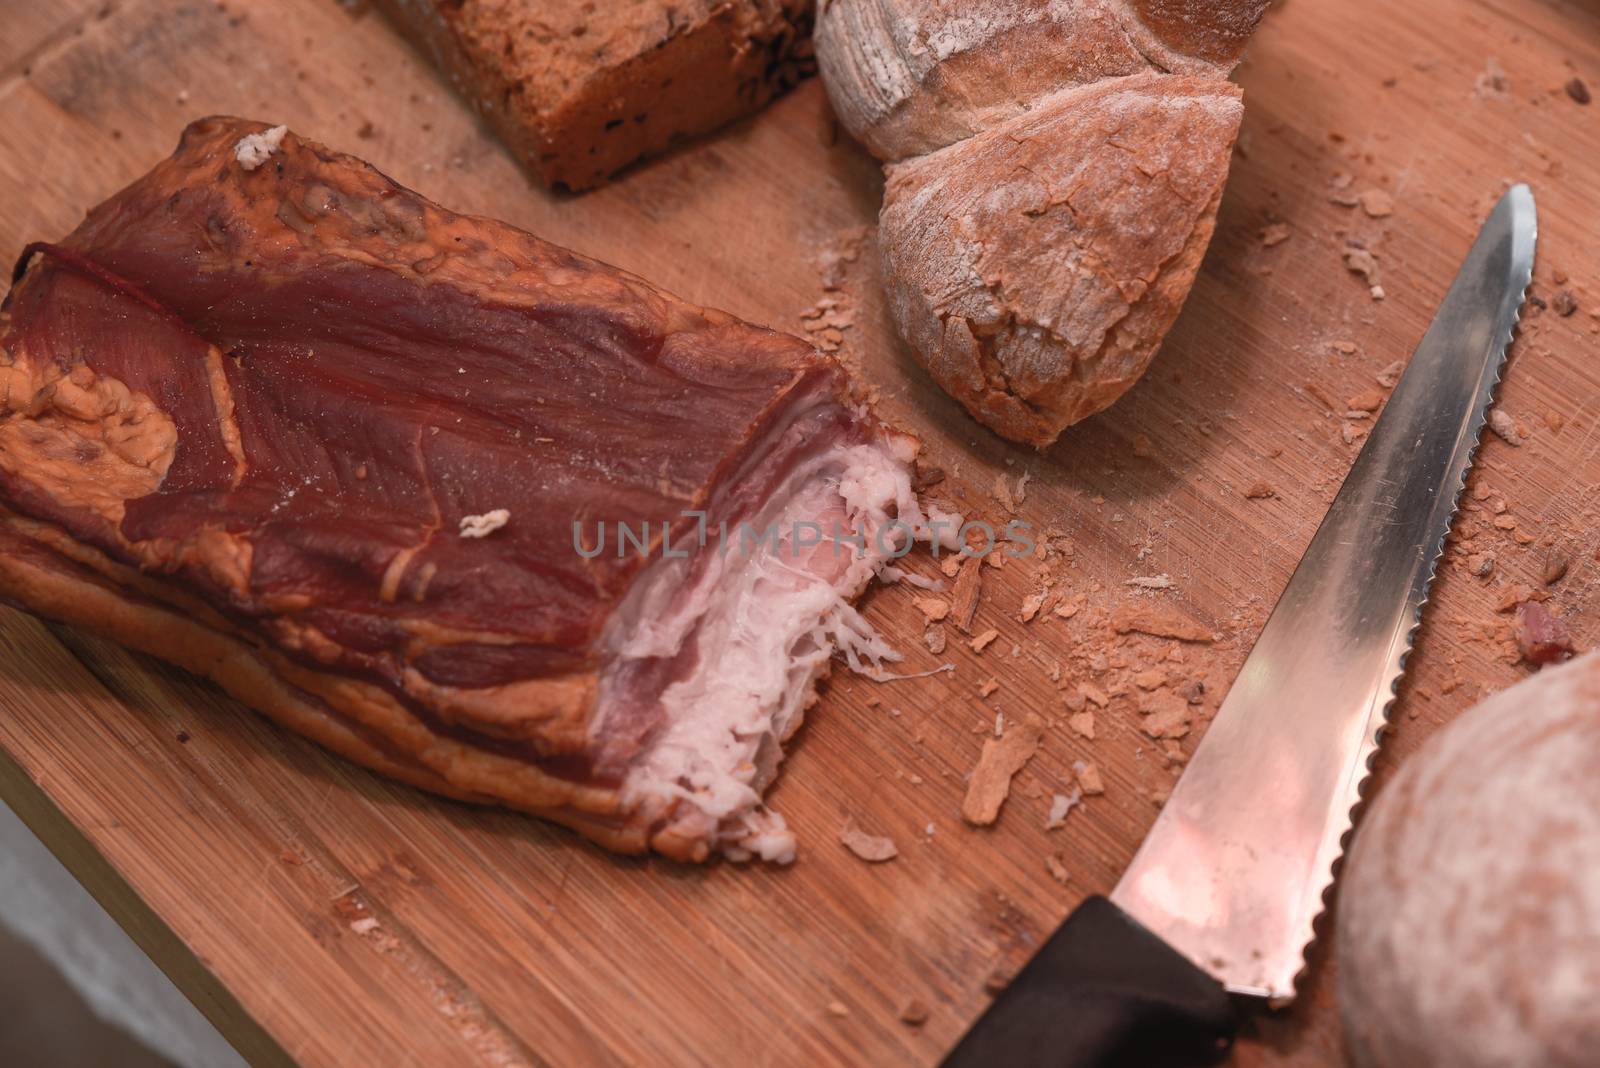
left=879, top=73, right=1239, bottom=443
left=1338, top=653, right=1600, bottom=1067
left=815, top=0, right=1268, bottom=445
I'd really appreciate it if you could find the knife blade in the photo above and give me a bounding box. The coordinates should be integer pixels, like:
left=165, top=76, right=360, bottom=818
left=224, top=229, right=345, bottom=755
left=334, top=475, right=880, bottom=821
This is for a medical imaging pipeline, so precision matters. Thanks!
left=944, top=184, right=1536, bottom=1067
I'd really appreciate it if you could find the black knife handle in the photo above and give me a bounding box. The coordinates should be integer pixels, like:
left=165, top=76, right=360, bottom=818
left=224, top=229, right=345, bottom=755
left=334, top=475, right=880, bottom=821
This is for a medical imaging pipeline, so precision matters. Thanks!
left=941, top=895, right=1237, bottom=1068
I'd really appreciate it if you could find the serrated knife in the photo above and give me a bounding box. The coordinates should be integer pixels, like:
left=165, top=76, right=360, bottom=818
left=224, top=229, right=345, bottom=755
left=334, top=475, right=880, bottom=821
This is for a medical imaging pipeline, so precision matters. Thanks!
left=944, top=184, right=1536, bottom=1068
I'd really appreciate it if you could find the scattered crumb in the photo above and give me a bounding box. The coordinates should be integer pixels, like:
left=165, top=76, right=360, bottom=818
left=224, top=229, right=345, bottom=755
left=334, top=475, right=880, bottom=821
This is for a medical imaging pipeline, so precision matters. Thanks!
left=914, top=597, right=950, bottom=623
left=1543, top=554, right=1570, bottom=586
left=1045, top=854, right=1071, bottom=885
left=1079, top=683, right=1110, bottom=708
left=1244, top=481, right=1276, bottom=500
left=970, top=629, right=1000, bottom=653
left=951, top=556, right=983, bottom=633
left=1141, top=693, right=1193, bottom=739
left=1487, top=409, right=1521, bottom=445
left=979, top=678, right=1000, bottom=698
left=827, top=1001, right=850, bottom=1019
left=1019, top=591, right=1046, bottom=623
left=840, top=821, right=899, bottom=863
left=1111, top=604, right=1213, bottom=643
left=1567, top=76, right=1592, bottom=104
left=898, top=999, right=930, bottom=1027
left=1376, top=361, right=1405, bottom=388
left=1553, top=289, right=1579, bottom=317
left=459, top=509, right=510, bottom=538
left=1359, top=190, right=1395, bottom=218
left=1261, top=222, right=1291, bottom=247
left=962, top=714, right=1045, bottom=825
left=1067, top=711, right=1096, bottom=740
left=1343, top=246, right=1380, bottom=286
left=1495, top=584, right=1539, bottom=613
left=1125, top=575, right=1174, bottom=590
left=1469, top=551, right=1496, bottom=579
left=1347, top=389, right=1385, bottom=412
left=924, top=625, right=947, bottom=654
left=1074, top=761, right=1105, bottom=796
left=992, top=474, right=1017, bottom=514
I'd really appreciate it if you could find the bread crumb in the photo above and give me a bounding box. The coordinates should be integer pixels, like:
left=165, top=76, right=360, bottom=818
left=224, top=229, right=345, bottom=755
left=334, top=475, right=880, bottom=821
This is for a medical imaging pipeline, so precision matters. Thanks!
left=1019, top=590, right=1045, bottom=623
left=1343, top=247, right=1380, bottom=286
left=1067, top=711, right=1096, bottom=740
left=992, top=474, right=1016, bottom=514
left=1261, top=222, right=1291, bottom=247
left=1074, top=761, right=1105, bottom=796
left=1487, top=408, right=1521, bottom=445
left=840, top=821, right=898, bottom=863
left=1111, top=604, right=1212, bottom=643
left=914, top=597, right=950, bottom=623
left=459, top=509, right=510, bottom=538
left=1347, top=389, right=1385, bottom=412
left=235, top=125, right=289, bottom=170
left=1141, top=693, right=1193, bottom=739
left=1543, top=554, right=1570, bottom=586
left=1359, top=190, right=1395, bottom=218
left=826, top=1001, right=850, bottom=1018
left=961, top=714, right=1044, bottom=825
left=1045, top=853, right=1071, bottom=884
left=1244, top=481, right=1276, bottom=500
left=950, top=556, right=982, bottom=632
left=898, top=999, right=930, bottom=1027
left=971, top=628, right=999, bottom=653
left=1495, top=584, right=1539, bottom=613
left=924, top=625, right=947, bottom=655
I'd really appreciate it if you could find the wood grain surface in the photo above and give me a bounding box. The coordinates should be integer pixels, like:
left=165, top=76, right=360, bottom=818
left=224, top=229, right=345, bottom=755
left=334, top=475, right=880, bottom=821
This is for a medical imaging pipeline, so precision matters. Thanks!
left=2, top=1, right=1598, bottom=1065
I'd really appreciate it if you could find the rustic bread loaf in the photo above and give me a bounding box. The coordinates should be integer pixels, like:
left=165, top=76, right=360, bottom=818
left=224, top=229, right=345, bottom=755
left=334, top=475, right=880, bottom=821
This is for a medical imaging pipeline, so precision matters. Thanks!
left=374, top=0, right=815, bottom=190
left=1337, top=653, right=1600, bottom=1067
left=815, top=0, right=1269, bottom=445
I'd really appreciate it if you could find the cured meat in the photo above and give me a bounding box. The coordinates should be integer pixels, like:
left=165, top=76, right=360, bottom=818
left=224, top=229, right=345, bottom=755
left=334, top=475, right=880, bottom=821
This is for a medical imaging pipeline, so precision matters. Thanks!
left=0, top=117, right=947, bottom=862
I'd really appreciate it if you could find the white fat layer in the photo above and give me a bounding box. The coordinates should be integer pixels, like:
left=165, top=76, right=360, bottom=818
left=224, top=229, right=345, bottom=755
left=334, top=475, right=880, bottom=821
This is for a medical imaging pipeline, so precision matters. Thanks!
left=607, top=438, right=954, bottom=863
left=234, top=125, right=288, bottom=170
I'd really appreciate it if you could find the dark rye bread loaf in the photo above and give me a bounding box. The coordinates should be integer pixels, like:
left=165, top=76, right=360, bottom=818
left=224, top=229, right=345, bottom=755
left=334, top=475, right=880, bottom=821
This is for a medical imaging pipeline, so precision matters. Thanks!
left=374, top=0, right=815, bottom=190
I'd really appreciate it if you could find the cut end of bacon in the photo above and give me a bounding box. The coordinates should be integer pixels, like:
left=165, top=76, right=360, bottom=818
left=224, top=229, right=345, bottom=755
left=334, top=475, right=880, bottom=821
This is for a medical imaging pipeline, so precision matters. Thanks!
left=0, top=117, right=948, bottom=862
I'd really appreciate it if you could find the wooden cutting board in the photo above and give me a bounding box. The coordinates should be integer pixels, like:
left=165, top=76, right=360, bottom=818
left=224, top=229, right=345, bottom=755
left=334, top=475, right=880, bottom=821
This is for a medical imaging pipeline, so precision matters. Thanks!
left=2, top=1, right=1597, bottom=1064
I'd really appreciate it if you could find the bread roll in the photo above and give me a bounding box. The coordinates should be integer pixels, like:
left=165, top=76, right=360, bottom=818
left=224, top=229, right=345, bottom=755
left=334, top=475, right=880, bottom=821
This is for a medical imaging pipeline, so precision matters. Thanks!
left=1337, top=653, right=1600, bottom=1067
left=816, top=0, right=1269, bottom=445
